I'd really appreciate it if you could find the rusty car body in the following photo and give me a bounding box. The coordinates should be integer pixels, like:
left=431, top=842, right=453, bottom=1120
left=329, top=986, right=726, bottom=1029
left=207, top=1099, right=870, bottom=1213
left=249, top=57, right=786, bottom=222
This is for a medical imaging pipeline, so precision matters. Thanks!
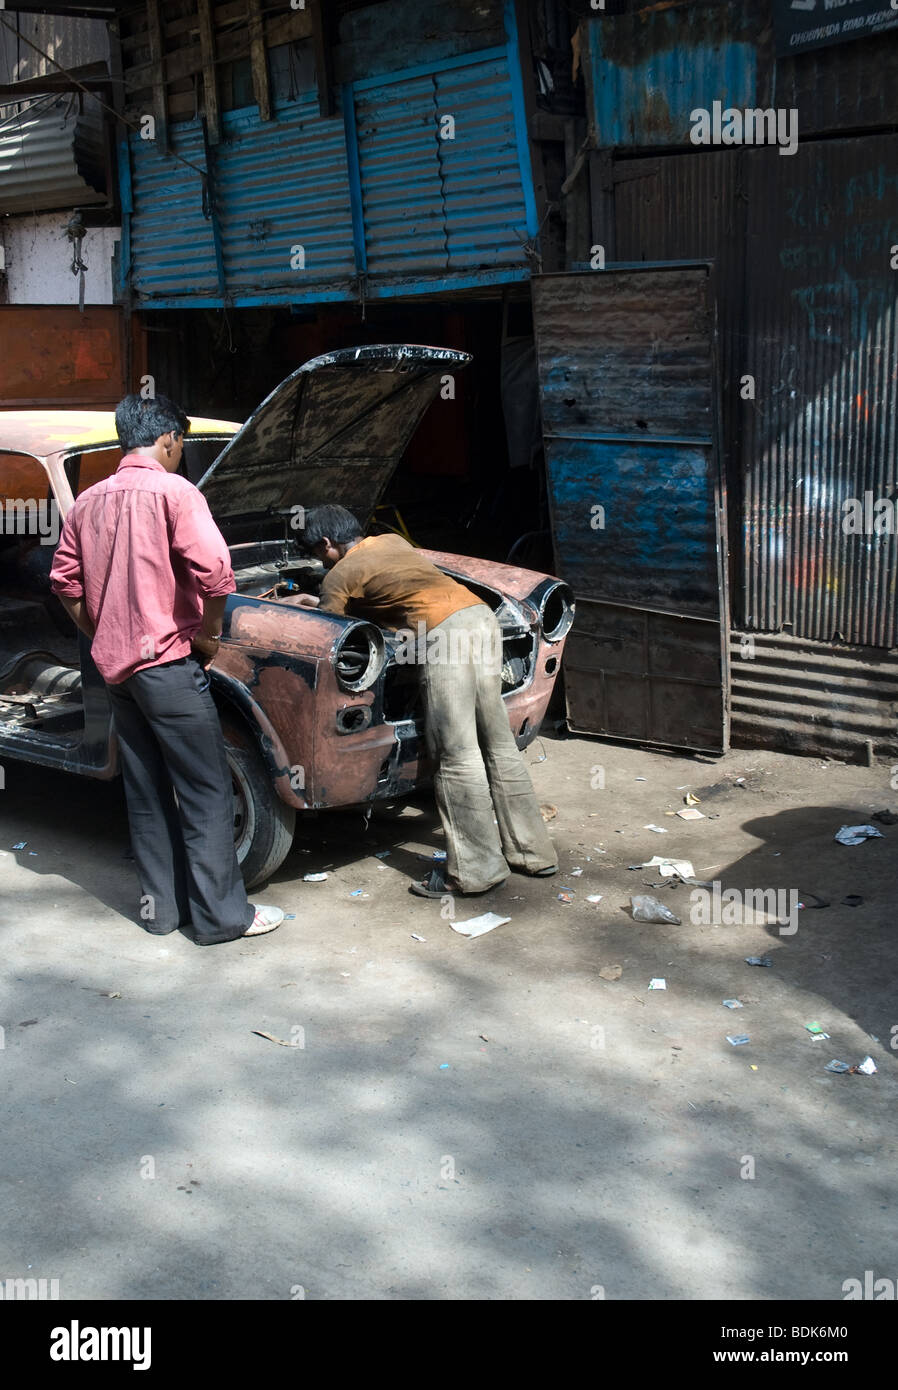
left=0, top=345, right=574, bottom=886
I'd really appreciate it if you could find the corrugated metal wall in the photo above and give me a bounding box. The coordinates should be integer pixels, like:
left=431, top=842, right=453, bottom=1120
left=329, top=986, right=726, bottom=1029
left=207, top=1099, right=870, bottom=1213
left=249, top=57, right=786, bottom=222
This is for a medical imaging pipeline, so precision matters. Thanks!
left=614, top=137, right=898, bottom=650
left=740, top=135, right=898, bottom=649
left=216, top=96, right=355, bottom=296
left=586, top=0, right=760, bottom=149
left=583, top=2, right=898, bottom=756
left=127, top=122, right=218, bottom=301
left=127, top=99, right=355, bottom=304
left=585, top=0, right=893, bottom=148
left=613, top=150, right=746, bottom=572
left=123, top=35, right=536, bottom=306
left=352, top=52, right=531, bottom=279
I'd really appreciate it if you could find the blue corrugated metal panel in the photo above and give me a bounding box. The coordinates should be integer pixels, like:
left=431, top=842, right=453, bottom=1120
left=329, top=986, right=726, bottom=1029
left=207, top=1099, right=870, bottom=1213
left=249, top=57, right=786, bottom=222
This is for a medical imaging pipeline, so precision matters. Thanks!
left=354, top=72, right=447, bottom=276
left=215, top=96, right=356, bottom=294
left=587, top=1, right=758, bottom=149
left=435, top=57, right=532, bottom=267
left=139, top=267, right=530, bottom=309
left=126, top=40, right=534, bottom=302
left=546, top=437, right=719, bottom=614
left=354, top=51, right=530, bottom=278
left=128, top=122, right=218, bottom=300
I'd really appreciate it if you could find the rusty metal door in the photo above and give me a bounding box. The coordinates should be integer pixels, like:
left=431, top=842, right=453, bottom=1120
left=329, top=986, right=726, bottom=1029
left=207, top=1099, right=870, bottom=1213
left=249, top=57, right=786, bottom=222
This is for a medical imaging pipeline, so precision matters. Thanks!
left=532, top=264, right=730, bottom=752
left=0, top=305, right=131, bottom=408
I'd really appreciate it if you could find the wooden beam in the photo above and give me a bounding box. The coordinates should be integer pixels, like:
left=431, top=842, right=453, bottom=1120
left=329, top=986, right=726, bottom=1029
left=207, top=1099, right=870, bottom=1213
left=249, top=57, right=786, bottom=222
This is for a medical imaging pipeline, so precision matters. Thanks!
left=511, top=0, right=550, bottom=259
left=0, top=75, right=115, bottom=98
left=310, top=0, right=334, bottom=118
left=2, top=3, right=117, bottom=15
left=144, top=0, right=168, bottom=153
left=124, top=11, right=312, bottom=92
left=246, top=0, right=271, bottom=122
left=197, top=0, right=220, bottom=145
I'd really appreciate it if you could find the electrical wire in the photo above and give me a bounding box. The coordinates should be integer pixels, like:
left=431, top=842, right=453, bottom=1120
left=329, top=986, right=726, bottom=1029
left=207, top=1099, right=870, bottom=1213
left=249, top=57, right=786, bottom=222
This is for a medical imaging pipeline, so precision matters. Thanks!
left=0, top=91, right=59, bottom=133
left=0, top=11, right=211, bottom=186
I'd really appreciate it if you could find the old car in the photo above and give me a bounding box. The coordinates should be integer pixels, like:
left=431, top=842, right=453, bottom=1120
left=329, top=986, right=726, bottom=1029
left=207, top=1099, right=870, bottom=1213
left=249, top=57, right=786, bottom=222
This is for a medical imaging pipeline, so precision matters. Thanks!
left=0, top=345, right=574, bottom=886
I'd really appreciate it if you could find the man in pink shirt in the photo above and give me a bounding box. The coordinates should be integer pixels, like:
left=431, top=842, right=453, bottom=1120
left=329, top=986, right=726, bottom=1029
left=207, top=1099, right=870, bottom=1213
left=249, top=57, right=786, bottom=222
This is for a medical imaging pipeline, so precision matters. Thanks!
left=50, top=393, right=284, bottom=945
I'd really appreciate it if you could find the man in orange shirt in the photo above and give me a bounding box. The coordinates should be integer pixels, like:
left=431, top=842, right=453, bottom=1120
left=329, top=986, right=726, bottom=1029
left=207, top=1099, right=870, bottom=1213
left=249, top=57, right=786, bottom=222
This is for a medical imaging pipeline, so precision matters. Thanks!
left=300, top=505, right=557, bottom=898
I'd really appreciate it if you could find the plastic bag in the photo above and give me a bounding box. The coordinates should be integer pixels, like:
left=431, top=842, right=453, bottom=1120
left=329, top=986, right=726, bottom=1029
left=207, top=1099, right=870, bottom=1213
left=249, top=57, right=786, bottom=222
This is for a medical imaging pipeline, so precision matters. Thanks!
left=630, top=895, right=681, bottom=925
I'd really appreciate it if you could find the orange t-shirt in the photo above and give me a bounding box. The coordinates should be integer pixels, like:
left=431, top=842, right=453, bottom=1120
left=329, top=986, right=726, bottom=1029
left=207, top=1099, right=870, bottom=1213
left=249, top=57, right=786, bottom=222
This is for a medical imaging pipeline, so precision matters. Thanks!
left=319, top=533, right=481, bottom=632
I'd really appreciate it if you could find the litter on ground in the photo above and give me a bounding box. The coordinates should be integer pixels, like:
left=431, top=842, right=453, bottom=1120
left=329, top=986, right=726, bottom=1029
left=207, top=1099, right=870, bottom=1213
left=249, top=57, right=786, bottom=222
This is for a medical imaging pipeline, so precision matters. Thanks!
left=834, top=824, right=884, bottom=845
left=449, top=912, right=511, bottom=939
left=631, top=895, right=681, bottom=925
left=639, top=855, right=696, bottom=880
left=825, top=1057, right=877, bottom=1075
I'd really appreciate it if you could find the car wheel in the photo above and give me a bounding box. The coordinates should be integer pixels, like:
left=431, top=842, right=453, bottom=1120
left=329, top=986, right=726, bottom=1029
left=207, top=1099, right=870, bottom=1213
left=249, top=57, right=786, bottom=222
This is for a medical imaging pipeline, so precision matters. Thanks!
left=223, top=724, right=296, bottom=889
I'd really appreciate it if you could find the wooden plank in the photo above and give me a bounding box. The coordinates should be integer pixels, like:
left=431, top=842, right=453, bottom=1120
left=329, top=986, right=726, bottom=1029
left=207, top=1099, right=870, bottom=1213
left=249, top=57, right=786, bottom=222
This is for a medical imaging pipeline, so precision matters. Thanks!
left=310, top=0, right=334, bottom=117
left=121, top=0, right=247, bottom=49
left=125, top=10, right=312, bottom=91
left=511, top=0, right=550, bottom=264
left=246, top=0, right=271, bottom=122
left=588, top=150, right=616, bottom=261
left=144, top=0, right=168, bottom=153
left=0, top=75, right=115, bottom=97
left=197, top=0, right=220, bottom=144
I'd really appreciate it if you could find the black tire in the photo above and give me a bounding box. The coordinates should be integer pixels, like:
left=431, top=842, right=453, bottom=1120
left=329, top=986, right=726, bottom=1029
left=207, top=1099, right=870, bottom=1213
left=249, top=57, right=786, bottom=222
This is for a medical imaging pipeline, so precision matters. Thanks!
left=222, top=723, right=296, bottom=890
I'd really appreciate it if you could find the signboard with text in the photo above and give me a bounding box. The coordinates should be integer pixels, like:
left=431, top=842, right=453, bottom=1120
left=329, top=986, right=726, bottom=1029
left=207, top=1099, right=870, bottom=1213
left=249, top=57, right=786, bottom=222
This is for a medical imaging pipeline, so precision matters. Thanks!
left=774, top=0, right=898, bottom=55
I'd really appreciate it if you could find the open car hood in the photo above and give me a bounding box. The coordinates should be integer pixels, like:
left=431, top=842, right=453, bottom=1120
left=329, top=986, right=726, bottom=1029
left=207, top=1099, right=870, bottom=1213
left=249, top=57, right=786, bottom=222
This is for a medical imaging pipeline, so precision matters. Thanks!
left=197, top=344, right=471, bottom=527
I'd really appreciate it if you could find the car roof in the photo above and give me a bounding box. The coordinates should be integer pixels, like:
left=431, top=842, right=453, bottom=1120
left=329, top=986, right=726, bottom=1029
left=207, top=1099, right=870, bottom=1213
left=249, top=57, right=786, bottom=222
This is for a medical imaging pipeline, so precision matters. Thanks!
left=0, top=409, right=241, bottom=459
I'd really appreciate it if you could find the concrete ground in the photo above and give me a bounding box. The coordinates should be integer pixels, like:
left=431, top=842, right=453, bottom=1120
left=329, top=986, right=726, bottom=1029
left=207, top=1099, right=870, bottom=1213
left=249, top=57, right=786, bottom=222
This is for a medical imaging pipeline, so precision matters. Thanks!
left=0, top=731, right=894, bottom=1301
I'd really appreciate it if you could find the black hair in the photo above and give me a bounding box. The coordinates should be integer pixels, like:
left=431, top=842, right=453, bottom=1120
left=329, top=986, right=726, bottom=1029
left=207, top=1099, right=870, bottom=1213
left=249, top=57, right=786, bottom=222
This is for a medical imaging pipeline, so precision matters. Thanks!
left=115, top=393, right=190, bottom=451
left=302, top=505, right=363, bottom=549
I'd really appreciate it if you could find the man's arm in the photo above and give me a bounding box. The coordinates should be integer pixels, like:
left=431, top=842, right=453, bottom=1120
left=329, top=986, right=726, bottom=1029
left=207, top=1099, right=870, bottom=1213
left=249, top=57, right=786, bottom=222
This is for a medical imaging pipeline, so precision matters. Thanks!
left=192, top=594, right=227, bottom=666
left=57, top=595, right=95, bottom=640
left=49, top=508, right=94, bottom=638
left=318, top=564, right=354, bottom=615
left=169, top=491, right=236, bottom=665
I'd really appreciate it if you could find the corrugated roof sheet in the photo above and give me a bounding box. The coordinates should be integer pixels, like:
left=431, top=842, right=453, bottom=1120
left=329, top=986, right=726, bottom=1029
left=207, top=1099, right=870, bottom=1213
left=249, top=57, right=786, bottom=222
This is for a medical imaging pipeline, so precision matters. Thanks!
left=0, top=99, right=106, bottom=214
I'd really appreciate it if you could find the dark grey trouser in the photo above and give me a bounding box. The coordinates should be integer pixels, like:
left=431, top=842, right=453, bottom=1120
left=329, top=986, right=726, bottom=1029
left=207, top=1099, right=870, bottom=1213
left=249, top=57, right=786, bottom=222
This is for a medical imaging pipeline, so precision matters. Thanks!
left=419, top=603, right=558, bottom=892
left=106, top=655, right=254, bottom=945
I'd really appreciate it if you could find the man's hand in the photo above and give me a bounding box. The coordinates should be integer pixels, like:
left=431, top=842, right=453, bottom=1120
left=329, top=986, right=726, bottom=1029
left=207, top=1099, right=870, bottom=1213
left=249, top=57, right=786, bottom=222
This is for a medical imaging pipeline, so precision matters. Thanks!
left=192, top=632, right=221, bottom=668
left=294, top=593, right=320, bottom=608
left=193, top=594, right=227, bottom=667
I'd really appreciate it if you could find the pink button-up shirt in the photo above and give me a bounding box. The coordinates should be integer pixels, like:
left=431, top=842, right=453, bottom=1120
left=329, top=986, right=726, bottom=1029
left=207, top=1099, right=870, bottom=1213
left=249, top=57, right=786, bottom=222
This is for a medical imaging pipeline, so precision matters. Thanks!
left=50, top=453, right=235, bottom=685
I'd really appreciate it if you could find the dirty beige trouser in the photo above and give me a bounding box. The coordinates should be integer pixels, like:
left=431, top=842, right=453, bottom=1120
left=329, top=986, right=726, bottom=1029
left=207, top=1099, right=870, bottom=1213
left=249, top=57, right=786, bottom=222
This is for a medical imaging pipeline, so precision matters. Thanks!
left=419, top=603, right=557, bottom=892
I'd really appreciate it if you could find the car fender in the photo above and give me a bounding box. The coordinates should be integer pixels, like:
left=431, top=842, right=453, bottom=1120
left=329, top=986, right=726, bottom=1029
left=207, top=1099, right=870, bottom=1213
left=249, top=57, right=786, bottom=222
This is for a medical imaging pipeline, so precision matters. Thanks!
left=208, top=668, right=307, bottom=811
